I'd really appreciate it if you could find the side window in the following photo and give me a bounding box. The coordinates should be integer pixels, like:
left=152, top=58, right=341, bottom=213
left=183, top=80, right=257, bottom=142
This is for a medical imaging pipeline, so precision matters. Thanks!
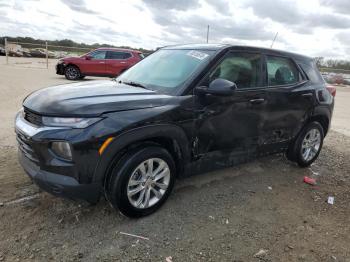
left=106, top=51, right=132, bottom=60
left=206, top=52, right=262, bottom=89
left=106, top=51, right=123, bottom=59
left=267, top=56, right=300, bottom=86
left=123, top=52, right=132, bottom=59
left=90, top=50, right=106, bottom=59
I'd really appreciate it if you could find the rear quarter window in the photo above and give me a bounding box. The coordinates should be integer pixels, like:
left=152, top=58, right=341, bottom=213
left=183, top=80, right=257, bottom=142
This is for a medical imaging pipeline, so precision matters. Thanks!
left=299, top=62, right=324, bottom=84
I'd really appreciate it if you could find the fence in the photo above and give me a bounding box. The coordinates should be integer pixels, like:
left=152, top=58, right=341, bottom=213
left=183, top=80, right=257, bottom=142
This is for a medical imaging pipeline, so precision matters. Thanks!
left=3, top=38, right=93, bottom=69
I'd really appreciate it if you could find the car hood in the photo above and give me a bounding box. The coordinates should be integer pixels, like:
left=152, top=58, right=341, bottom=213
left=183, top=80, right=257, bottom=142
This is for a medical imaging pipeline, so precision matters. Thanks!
left=23, top=80, right=172, bottom=116
left=62, top=56, right=81, bottom=61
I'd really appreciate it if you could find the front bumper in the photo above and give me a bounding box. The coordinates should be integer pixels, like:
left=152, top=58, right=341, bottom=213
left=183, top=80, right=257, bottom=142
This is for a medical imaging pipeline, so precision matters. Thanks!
left=56, top=63, right=65, bottom=75
left=18, top=150, right=100, bottom=203
left=15, top=112, right=101, bottom=203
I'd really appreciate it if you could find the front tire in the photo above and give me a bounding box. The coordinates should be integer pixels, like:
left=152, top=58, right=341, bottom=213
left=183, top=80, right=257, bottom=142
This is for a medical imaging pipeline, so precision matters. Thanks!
left=107, top=146, right=176, bottom=218
left=64, top=65, right=81, bottom=80
left=287, top=122, right=324, bottom=167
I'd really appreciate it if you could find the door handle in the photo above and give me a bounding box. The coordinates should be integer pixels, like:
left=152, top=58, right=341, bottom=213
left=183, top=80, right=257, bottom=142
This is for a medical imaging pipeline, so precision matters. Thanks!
left=120, top=62, right=127, bottom=64
left=194, top=109, right=206, bottom=113
left=249, top=98, right=265, bottom=104
left=99, top=61, right=105, bottom=64
left=302, top=93, right=313, bottom=98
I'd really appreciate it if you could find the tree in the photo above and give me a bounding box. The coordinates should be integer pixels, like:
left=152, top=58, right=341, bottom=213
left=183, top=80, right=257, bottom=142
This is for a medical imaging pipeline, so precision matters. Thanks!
left=314, top=57, right=324, bottom=67
left=0, top=36, right=153, bottom=54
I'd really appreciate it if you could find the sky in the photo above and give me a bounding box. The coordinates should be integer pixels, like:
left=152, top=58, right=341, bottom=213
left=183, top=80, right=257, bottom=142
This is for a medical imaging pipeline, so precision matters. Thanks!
left=0, top=0, right=350, bottom=59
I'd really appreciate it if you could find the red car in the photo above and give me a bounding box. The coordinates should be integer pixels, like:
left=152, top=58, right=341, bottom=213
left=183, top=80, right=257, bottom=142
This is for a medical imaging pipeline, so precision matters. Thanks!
left=56, top=48, right=144, bottom=80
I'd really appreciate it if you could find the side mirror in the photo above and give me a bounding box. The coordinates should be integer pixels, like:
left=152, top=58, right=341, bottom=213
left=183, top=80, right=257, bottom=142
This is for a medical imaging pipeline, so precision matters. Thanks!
left=85, top=55, right=92, bottom=60
left=195, top=78, right=237, bottom=96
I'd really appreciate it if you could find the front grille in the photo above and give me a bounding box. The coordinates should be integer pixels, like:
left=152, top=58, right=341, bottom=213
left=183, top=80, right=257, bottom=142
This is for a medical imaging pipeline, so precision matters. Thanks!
left=16, top=131, right=39, bottom=162
left=24, top=109, right=42, bottom=126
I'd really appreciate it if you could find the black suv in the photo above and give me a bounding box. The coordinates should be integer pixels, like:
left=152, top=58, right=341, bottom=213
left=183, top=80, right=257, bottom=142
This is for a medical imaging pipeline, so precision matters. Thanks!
left=15, top=44, right=334, bottom=217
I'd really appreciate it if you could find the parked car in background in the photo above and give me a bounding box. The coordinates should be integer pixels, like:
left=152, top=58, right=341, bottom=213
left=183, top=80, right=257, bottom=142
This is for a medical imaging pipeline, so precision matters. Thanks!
left=29, top=48, right=56, bottom=58
left=16, top=44, right=334, bottom=217
left=0, top=46, right=5, bottom=56
left=56, top=48, right=144, bottom=80
left=29, top=48, right=46, bottom=58
left=21, top=48, right=32, bottom=57
left=9, top=50, right=23, bottom=57
left=322, top=71, right=350, bottom=85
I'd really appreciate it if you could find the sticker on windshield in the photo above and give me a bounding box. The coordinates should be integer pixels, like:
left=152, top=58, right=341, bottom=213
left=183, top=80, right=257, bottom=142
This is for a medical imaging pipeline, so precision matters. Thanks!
left=186, top=50, right=209, bottom=60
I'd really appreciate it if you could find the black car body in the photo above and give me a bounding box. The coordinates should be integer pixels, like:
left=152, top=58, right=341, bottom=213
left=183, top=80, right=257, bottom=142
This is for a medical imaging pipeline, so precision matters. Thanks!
left=0, top=46, right=5, bottom=56
left=15, top=44, right=334, bottom=217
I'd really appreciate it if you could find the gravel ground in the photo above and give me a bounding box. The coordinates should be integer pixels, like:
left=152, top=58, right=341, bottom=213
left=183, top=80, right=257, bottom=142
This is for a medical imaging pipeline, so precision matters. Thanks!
left=0, top=57, right=349, bottom=261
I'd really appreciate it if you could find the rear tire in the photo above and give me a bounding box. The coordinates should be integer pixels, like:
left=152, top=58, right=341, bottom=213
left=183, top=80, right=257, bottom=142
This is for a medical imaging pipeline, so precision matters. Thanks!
left=64, top=65, right=81, bottom=80
left=287, top=122, right=324, bottom=167
left=107, top=146, right=176, bottom=218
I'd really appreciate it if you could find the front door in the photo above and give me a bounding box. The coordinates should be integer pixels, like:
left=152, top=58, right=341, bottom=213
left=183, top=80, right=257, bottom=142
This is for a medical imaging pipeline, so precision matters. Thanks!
left=80, top=50, right=107, bottom=75
left=193, top=51, right=266, bottom=164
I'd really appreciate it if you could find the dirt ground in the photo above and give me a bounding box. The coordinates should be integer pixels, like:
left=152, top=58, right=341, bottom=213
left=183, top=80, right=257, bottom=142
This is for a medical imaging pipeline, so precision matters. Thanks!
left=0, top=57, right=349, bottom=261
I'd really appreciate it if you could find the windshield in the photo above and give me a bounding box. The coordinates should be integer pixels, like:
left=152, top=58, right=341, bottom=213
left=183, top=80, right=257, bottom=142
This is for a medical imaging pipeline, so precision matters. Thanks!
left=117, top=49, right=214, bottom=93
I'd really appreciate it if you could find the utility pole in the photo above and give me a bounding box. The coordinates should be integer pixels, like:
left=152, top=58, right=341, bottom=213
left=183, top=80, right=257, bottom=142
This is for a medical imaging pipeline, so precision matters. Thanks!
left=270, top=32, right=278, bottom=48
left=5, top=38, right=8, bottom=64
left=45, top=41, right=48, bottom=69
left=206, top=25, right=210, bottom=43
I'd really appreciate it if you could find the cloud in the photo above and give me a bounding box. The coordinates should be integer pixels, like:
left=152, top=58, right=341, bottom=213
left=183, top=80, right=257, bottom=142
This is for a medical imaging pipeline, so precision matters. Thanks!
left=0, top=13, right=15, bottom=23
left=0, top=3, right=11, bottom=8
left=246, top=0, right=350, bottom=31
left=98, top=16, right=115, bottom=24
left=182, top=15, right=274, bottom=41
left=204, top=0, right=231, bottom=15
left=38, top=10, right=59, bottom=17
left=245, top=0, right=302, bottom=25
left=320, top=0, right=350, bottom=15
left=63, top=20, right=138, bottom=46
left=307, top=13, right=350, bottom=29
left=13, top=1, right=25, bottom=11
left=1, top=0, right=350, bottom=58
left=143, top=0, right=200, bottom=11
left=143, top=2, right=274, bottom=45
left=60, top=0, right=98, bottom=14
left=336, top=31, right=350, bottom=44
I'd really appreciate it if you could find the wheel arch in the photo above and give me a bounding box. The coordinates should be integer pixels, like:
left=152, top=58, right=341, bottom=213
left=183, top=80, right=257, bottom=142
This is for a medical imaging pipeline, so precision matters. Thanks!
left=65, top=63, right=80, bottom=71
left=311, top=104, right=333, bottom=136
left=92, top=124, right=191, bottom=187
left=308, top=115, right=329, bottom=135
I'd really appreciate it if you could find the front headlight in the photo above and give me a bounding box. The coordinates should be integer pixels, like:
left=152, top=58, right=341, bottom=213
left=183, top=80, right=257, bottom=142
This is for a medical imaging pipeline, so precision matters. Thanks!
left=42, top=117, right=101, bottom=128
left=18, top=108, right=24, bottom=118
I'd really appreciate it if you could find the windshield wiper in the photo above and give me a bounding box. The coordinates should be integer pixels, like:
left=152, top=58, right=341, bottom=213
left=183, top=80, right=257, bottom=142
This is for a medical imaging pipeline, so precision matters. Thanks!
left=119, top=80, right=149, bottom=90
